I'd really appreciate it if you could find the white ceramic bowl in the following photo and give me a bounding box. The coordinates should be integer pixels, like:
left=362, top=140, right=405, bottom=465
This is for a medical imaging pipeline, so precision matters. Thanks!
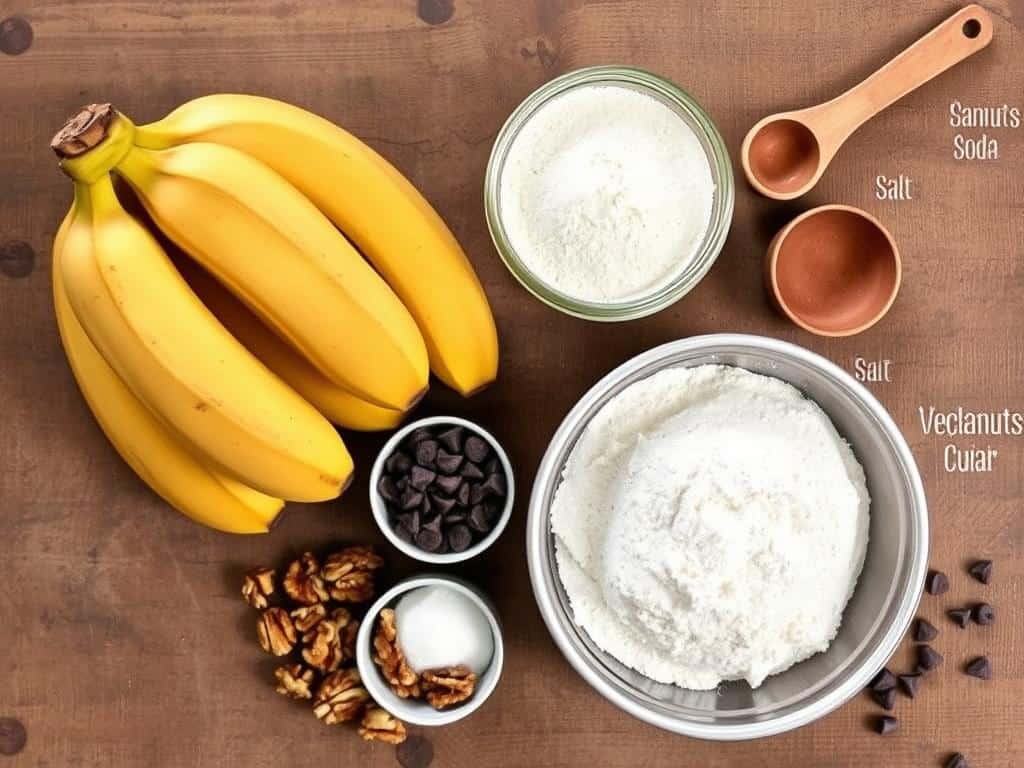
left=355, top=575, right=505, bottom=726
left=370, top=416, right=514, bottom=564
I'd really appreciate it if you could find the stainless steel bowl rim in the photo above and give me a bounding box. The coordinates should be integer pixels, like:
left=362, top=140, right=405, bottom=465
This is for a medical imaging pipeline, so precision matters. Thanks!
left=526, top=333, right=929, bottom=740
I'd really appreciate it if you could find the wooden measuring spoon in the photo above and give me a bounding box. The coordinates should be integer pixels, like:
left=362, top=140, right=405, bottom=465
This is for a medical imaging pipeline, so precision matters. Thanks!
left=742, top=4, right=993, bottom=200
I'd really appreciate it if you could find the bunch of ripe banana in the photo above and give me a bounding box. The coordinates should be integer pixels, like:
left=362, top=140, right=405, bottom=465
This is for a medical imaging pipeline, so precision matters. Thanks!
left=50, top=96, right=498, bottom=534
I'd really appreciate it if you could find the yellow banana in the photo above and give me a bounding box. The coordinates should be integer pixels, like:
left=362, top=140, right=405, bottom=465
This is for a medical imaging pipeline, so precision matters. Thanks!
left=53, top=207, right=283, bottom=533
left=52, top=115, right=352, bottom=503
left=106, top=116, right=428, bottom=412
left=135, top=94, right=499, bottom=396
left=176, top=256, right=405, bottom=432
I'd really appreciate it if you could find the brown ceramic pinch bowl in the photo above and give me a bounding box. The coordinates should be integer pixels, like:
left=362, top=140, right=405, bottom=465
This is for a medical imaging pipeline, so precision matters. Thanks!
left=765, top=205, right=901, bottom=337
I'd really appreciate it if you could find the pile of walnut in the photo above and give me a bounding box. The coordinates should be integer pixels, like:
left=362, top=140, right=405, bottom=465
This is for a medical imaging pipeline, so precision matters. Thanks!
left=241, top=546, right=406, bottom=745
left=372, top=607, right=478, bottom=709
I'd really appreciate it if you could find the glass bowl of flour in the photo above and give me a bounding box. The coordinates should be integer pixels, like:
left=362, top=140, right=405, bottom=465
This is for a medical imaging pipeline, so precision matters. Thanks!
left=526, top=334, right=929, bottom=739
left=485, top=66, right=734, bottom=321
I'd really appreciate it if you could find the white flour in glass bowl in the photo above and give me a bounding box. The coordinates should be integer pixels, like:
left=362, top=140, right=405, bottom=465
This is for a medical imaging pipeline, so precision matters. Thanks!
left=551, top=365, right=870, bottom=690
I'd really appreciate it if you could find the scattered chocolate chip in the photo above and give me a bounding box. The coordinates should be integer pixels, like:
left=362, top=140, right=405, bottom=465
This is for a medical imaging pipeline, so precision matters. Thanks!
left=912, top=617, right=939, bottom=642
left=385, top=451, right=413, bottom=475
left=417, top=0, right=454, bottom=26
left=464, top=435, right=490, bottom=463
left=0, top=17, right=33, bottom=57
left=964, top=656, right=991, bottom=680
left=400, top=488, right=424, bottom=510
left=873, top=687, right=897, bottom=710
left=972, top=602, right=994, bottom=626
left=437, top=426, right=464, bottom=453
left=870, top=668, right=897, bottom=692
left=434, top=474, right=462, bottom=496
left=448, top=524, right=473, bottom=552
left=397, top=733, right=434, bottom=768
left=0, top=717, right=27, bottom=755
left=460, top=461, right=484, bottom=480
left=415, top=439, right=439, bottom=468
left=948, top=607, right=972, bottom=628
left=917, top=644, right=943, bottom=672
left=898, top=673, right=921, bottom=699
left=968, top=559, right=992, bottom=585
left=378, top=475, right=401, bottom=504
left=0, top=240, right=35, bottom=277
left=409, top=465, right=437, bottom=491
left=435, top=449, right=463, bottom=475
left=925, top=569, right=949, bottom=595
left=431, top=494, right=457, bottom=516
left=469, top=504, right=491, bottom=534
left=875, top=715, right=899, bottom=735
left=945, top=753, right=968, bottom=768
left=415, top=527, right=443, bottom=552
left=456, top=481, right=471, bottom=507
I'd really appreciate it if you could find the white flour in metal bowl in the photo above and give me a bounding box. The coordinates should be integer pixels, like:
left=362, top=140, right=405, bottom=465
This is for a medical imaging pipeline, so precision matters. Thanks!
left=551, top=365, right=870, bottom=690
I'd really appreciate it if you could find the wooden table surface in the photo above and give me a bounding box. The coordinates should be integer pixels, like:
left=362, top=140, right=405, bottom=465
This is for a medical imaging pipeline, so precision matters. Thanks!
left=2, top=1, right=1022, bottom=766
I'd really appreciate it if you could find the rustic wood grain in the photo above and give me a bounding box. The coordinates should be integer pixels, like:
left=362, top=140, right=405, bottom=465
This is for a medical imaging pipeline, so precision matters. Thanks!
left=1, top=1, right=1022, bottom=766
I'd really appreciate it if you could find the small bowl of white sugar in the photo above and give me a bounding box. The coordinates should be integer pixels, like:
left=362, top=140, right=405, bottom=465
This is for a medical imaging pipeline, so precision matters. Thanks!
left=485, top=65, right=734, bottom=321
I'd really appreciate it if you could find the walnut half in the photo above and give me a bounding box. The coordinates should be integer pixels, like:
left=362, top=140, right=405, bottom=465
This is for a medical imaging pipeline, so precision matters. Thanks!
left=302, top=607, right=357, bottom=673
left=274, top=664, right=315, bottom=701
left=322, top=546, right=383, bottom=603
left=313, top=668, right=370, bottom=725
left=257, top=607, right=297, bottom=656
left=241, top=566, right=275, bottom=610
left=422, top=665, right=477, bottom=710
left=372, top=608, right=420, bottom=698
left=283, top=552, right=329, bottom=605
left=359, top=705, right=407, bottom=744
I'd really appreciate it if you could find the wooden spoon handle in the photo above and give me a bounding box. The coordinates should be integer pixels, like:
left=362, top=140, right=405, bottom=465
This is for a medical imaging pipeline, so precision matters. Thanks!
left=808, top=4, right=993, bottom=150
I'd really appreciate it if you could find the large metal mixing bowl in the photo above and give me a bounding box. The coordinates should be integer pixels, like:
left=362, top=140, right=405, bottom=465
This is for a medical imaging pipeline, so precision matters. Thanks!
left=526, top=334, right=928, bottom=740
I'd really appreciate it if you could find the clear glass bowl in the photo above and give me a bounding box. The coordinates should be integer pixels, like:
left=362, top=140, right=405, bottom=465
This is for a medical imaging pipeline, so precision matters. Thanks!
left=484, top=66, right=735, bottom=321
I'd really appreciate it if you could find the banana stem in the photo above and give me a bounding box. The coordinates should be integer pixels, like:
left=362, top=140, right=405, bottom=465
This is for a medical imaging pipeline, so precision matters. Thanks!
left=53, top=105, right=137, bottom=185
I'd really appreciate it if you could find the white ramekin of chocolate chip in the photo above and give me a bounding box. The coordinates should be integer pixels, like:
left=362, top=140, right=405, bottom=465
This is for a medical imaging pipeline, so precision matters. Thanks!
left=370, top=416, right=514, bottom=564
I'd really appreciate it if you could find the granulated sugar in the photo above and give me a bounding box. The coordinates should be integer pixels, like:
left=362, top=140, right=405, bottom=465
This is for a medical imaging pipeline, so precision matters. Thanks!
left=498, top=84, right=714, bottom=303
left=551, top=365, right=870, bottom=690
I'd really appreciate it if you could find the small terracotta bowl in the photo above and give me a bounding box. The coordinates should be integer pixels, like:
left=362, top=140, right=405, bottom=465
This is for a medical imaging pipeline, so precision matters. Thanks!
left=765, top=204, right=901, bottom=337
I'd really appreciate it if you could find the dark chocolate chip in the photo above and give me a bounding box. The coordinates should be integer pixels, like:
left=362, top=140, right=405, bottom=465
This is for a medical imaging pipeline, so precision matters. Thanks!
left=869, top=668, right=897, bottom=692
left=873, top=687, right=896, bottom=711
left=430, top=494, right=457, bottom=516
left=948, top=608, right=972, bottom=628
left=925, top=569, right=949, bottom=595
left=443, top=512, right=466, bottom=525
left=378, top=475, right=401, bottom=504
left=415, top=439, right=439, bottom=468
left=456, top=481, right=471, bottom=507
left=0, top=240, right=35, bottom=277
left=484, top=456, right=501, bottom=475
left=395, top=475, right=408, bottom=491
left=875, top=715, right=899, bottom=735
left=400, top=488, right=424, bottom=510
left=409, top=465, right=437, bottom=491
left=415, top=527, right=443, bottom=552
left=469, top=483, right=488, bottom=505
left=968, top=559, right=992, bottom=585
left=964, top=656, right=991, bottom=680
left=460, top=461, right=484, bottom=480
left=0, top=717, right=27, bottom=756
left=0, top=17, right=33, bottom=57
left=437, top=426, right=464, bottom=453
left=433, top=474, right=462, bottom=496
left=972, top=602, right=994, bottom=626
left=405, top=427, right=433, bottom=447
left=898, top=673, right=921, bottom=699
left=385, top=450, right=413, bottom=475
left=912, top=617, right=939, bottom=642
left=422, top=513, right=443, bottom=533
left=420, top=494, right=433, bottom=517
left=448, top=524, right=473, bottom=552
left=483, top=500, right=502, bottom=523
left=464, top=435, right=490, bottom=463
left=435, top=449, right=463, bottom=475
left=394, top=523, right=414, bottom=544
left=397, top=510, right=421, bottom=535
left=945, top=754, right=968, bottom=768
left=469, top=504, right=491, bottom=534
left=917, top=644, right=943, bottom=672
left=481, top=472, right=507, bottom=497
left=396, top=733, right=434, bottom=768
